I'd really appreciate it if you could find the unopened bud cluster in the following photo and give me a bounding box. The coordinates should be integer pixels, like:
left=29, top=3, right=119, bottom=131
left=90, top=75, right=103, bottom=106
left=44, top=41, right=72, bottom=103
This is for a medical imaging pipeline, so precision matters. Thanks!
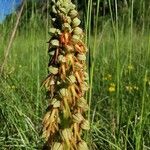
left=42, top=0, right=89, bottom=149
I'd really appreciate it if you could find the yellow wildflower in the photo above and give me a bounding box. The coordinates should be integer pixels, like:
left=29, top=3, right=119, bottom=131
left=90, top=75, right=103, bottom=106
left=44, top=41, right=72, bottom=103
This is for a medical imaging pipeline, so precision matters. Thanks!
left=108, top=83, right=116, bottom=93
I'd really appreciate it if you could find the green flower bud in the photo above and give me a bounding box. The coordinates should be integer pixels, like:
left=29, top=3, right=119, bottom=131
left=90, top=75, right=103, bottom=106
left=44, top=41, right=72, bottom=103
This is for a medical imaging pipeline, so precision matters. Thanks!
left=81, top=82, right=89, bottom=91
left=51, top=98, right=61, bottom=108
left=49, top=28, right=61, bottom=35
left=72, top=35, right=80, bottom=43
left=72, top=17, right=81, bottom=27
left=73, top=27, right=83, bottom=35
left=62, top=23, right=72, bottom=32
left=51, top=39, right=60, bottom=47
left=49, top=51, right=55, bottom=56
left=69, top=10, right=78, bottom=18
left=70, top=4, right=76, bottom=10
left=58, top=55, right=66, bottom=63
left=56, top=29, right=61, bottom=35
left=72, top=113, right=84, bottom=123
left=77, top=54, right=86, bottom=61
left=59, top=88, right=69, bottom=97
left=81, top=120, right=90, bottom=130
left=84, top=72, right=89, bottom=81
left=57, top=81, right=61, bottom=85
left=66, top=16, right=72, bottom=24
left=62, top=128, right=72, bottom=145
left=52, top=0, right=56, bottom=3
left=52, top=18, right=56, bottom=22
left=50, top=79, right=55, bottom=85
left=56, top=1, right=61, bottom=7
left=77, top=97, right=89, bottom=111
left=52, top=5, right=57, bottom=14
left=49, top=28, right=57, bottom=34
left=67, top=75, right=76, bottom=84
left=49, top=66, right=59, bottom=75
left=59, top=7, right=67, bottom=14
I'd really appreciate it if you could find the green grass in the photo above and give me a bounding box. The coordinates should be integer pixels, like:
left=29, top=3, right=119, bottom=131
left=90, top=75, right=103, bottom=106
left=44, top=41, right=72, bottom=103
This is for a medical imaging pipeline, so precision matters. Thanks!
left=0, top=1, right=150, bottom=150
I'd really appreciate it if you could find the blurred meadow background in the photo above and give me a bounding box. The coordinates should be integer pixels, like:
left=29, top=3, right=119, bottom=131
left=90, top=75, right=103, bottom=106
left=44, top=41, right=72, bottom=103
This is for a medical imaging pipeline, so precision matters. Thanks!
left=0, top=0, right=150, bottom=149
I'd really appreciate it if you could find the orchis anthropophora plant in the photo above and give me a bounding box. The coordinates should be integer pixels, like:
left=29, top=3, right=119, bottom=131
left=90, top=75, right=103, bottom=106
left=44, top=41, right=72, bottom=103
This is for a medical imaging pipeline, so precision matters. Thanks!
left=42, top=0, right=89, bottom=149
